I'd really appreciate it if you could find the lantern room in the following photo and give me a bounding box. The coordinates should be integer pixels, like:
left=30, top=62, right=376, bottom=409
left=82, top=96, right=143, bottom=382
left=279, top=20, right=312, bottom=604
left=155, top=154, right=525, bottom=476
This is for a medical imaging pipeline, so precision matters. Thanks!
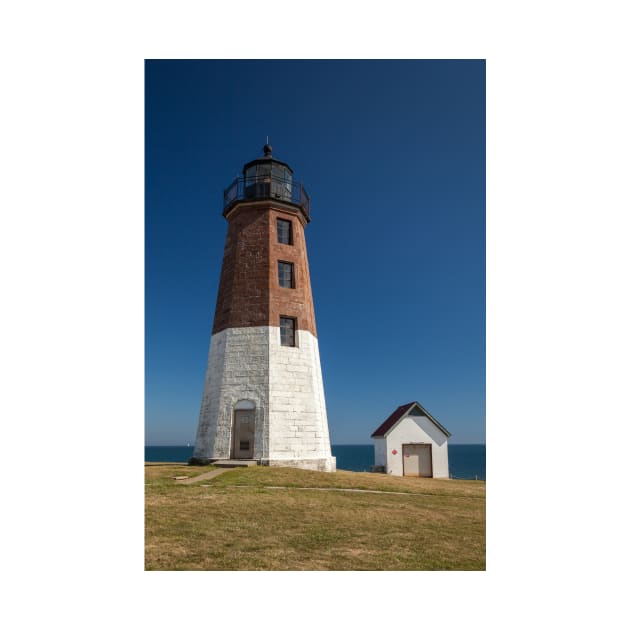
left=223, top=144, right=310, bottom=221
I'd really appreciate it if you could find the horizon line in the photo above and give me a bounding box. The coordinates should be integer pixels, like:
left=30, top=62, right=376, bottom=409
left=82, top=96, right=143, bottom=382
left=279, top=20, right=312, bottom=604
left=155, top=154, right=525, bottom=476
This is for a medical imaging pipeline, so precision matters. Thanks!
left=145, top=442, right=487, bottom=447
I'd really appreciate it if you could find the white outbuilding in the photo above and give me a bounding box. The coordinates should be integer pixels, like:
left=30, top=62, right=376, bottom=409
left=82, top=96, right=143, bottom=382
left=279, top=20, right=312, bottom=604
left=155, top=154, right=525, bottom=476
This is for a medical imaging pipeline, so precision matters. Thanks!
left=371, top=401, right=451, bottom=478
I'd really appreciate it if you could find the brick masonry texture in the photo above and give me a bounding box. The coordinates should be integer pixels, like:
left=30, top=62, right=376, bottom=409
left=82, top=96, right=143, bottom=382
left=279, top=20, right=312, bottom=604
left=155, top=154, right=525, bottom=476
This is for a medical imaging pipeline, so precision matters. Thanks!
left=193, top=326, right=336, bottom=472
left=212, top=202, right=317, bottom=337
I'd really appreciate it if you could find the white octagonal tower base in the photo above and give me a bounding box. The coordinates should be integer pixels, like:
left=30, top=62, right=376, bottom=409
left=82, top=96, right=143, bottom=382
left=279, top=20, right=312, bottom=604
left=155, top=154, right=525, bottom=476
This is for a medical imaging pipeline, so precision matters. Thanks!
left=193, top=326, right=336, bottom=472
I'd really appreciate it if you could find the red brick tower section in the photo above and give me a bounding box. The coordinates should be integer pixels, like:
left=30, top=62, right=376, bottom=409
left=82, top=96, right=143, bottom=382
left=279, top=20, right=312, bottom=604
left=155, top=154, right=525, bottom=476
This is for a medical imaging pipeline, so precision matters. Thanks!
left=193, top=145, right=335, bottom=472
left=212, top=202, right=317, bottom=338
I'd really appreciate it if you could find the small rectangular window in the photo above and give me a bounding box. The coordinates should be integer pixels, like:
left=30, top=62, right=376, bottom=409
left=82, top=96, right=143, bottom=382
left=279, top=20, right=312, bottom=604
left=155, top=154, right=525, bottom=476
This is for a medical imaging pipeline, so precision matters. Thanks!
left=278, top=261, right=294, bottom=288
left=239, top=440, right=250, bottom=451
left=277, top=219, right=292, bottom=245
left=280, top=317, right=296, bottom=347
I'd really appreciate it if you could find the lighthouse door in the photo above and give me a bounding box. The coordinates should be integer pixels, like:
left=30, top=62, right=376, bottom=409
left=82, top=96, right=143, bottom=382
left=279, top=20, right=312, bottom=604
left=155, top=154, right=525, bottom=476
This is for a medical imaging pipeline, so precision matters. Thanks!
left=232, top=410, right=255, bottom=459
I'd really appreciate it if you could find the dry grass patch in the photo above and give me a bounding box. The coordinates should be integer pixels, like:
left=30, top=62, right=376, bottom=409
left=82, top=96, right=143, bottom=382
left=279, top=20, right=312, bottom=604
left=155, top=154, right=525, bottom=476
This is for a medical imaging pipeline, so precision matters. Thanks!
left=208, top=465, right=485, bottom=498
left=145, top=464, right=485, bottom=571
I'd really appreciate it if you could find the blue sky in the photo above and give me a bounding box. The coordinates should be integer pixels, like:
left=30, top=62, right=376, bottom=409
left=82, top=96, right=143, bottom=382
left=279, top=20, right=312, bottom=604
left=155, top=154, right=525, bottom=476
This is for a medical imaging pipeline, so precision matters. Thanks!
left=145, top=59, right=485, bottom=445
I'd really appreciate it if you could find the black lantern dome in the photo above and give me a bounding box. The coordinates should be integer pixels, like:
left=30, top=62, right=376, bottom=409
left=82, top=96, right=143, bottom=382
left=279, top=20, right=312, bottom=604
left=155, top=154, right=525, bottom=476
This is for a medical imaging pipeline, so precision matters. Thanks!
left=243, top=143, right=292, bottom=174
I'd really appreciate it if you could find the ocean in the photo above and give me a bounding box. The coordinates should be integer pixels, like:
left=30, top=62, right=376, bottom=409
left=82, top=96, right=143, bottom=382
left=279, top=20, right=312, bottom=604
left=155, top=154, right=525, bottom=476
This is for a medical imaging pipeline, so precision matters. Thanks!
left=144, top=443, right=485, bottom=480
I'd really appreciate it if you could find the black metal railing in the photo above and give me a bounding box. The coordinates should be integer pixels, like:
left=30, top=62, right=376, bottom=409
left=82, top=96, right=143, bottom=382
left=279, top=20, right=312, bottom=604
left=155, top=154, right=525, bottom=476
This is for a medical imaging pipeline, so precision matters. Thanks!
left=223, top=175, right=310, bottom=219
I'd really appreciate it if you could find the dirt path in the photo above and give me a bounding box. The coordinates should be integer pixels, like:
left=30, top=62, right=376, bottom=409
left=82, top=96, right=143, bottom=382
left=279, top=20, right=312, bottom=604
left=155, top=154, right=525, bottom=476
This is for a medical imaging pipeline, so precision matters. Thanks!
left=175, top=469, right=230, bottom=485
left=174, top=477, right=482, bottom=499
left=226, top=485, right=482, bottom=499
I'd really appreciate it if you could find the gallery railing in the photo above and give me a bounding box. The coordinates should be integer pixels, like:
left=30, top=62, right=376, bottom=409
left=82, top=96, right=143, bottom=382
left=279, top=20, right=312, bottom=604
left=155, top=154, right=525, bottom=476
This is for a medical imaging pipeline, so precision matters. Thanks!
left=223, top=175, right=311, bottom=219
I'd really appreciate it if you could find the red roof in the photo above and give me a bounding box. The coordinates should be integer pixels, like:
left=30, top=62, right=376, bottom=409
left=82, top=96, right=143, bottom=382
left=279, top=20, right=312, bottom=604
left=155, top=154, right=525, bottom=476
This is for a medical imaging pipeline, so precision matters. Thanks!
left=371, top=401, right=452, bottom=438
left=370, top=402, right=416, bottom=437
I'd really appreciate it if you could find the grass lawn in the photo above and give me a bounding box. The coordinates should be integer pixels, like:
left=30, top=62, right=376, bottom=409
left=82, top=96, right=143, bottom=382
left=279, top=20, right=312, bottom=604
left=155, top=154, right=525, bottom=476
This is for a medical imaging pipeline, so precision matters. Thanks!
left=145, top=464, right=485, bottom=571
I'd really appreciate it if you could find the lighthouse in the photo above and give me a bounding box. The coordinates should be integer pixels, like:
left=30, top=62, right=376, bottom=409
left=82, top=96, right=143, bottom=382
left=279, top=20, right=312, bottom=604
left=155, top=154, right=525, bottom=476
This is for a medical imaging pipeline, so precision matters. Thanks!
left=192, top=144, right=336, bottom=472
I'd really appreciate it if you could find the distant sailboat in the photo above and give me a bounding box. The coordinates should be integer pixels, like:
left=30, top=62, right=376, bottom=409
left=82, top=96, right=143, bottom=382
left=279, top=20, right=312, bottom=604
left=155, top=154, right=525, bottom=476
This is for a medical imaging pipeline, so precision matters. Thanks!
left=187, top=442, right=191, bottom=447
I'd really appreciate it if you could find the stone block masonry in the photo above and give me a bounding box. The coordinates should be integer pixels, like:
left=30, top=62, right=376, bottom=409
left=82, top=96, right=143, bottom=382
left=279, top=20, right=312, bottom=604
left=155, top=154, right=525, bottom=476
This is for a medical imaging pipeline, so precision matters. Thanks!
left=194, top=326, right=269, bottom=462
left=193, top=325, right=336, bottom=472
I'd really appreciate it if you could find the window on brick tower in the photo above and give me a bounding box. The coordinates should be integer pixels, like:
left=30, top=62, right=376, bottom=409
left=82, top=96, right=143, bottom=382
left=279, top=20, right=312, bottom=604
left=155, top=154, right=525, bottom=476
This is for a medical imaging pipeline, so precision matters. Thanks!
left=278, top=261, right=294, bottom=288
left=277, top=218, right=292, bottom=245
left=280, top=317, right=296, bottom=347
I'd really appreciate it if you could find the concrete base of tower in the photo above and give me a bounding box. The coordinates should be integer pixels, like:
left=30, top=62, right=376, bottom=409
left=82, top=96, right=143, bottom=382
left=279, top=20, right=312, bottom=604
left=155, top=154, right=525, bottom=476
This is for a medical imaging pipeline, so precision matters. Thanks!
left=261, top=457, right=336, bottom=472
left=188, top=456, right=214, bottom=466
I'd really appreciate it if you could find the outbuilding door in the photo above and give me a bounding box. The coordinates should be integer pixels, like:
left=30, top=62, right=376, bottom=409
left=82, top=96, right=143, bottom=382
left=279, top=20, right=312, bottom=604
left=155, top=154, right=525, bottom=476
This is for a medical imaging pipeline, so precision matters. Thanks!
left=402, top=443, right=432, bottom=477
left=232, top=409, right=255, bottom=459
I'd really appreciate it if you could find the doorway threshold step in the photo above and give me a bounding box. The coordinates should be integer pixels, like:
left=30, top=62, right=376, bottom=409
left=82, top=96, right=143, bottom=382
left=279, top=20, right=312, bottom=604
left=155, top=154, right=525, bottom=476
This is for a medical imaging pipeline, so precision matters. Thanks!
left=212, top=460, right=258, bottom=468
